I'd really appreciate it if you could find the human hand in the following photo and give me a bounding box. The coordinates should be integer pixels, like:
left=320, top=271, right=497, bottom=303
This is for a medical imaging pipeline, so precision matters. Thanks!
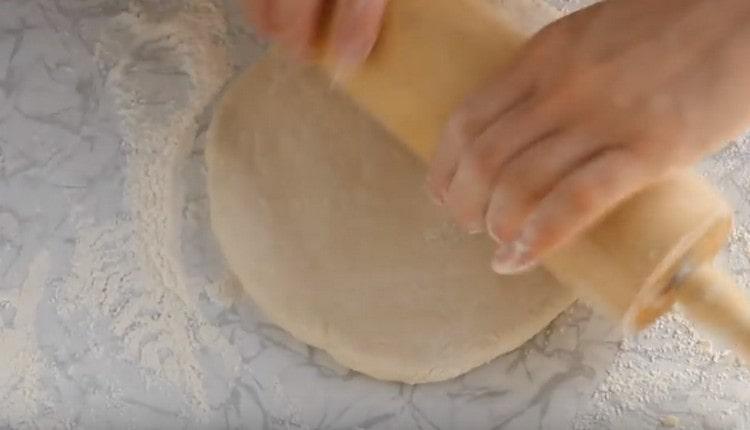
left=427, top=0, right=750, bottom=274
left=245, top=0, right=388, bottom=70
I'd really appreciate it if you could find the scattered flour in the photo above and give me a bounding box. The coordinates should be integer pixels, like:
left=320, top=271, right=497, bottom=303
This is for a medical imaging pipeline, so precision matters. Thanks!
left=55, top=0, right=244, bottom=420
left=0, top=251, right=51, bottom=427
left=576, top=313, right=748, bottom=427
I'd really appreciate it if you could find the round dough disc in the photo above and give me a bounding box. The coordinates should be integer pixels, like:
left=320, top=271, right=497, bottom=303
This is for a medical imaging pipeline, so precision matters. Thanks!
left=206, top=52, right=575, bottom=384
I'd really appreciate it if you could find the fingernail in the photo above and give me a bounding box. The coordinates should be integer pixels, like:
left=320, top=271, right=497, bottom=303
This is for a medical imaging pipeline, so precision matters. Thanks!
left=333, top=44, right=371, bottom=82
left=332, top=61, right=357, bottom=83
left=486, top=192, right=509, bottom=244
left=491, top=239, right=537, bottom=275
left=333, top=0, right=377, bottom=82
left=425, top=180, right=446, bottom=207
left=466, top=222, right=484, bottom=235
left=485, top=221, right=503, bottom=244
left=332, top=40, right=367, bottom=83
left=487, top=226, right=500, bottom=243
left=429, top=192, right=445, bottom=207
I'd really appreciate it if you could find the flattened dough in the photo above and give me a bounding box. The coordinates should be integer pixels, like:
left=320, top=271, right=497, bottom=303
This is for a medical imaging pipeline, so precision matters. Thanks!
left=206, top=51, right=575, bottom=383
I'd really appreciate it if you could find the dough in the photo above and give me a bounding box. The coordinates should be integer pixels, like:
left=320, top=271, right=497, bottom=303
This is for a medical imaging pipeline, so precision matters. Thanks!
left=206, top=52, right=575, bottom=384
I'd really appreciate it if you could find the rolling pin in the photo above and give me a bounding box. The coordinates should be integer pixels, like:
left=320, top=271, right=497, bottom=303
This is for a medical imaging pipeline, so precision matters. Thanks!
left=315, top=0, right=750, bottom=359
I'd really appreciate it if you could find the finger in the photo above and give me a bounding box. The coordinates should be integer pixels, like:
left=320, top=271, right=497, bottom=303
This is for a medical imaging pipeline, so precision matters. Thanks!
left=485, top=130, right=600, bottom=243
left=460, top=53, right=538, bottom=123
left=426, top=110, right=492, bottom=207
left=440, top=102, right=561, bottom=232
left=492, top=148, right=652, bottom=274
left=331, top=0, right=389, bottom=73
left=268, top=0, right=325, bottom=58
left=245, top=0, right=273, bottom=34
left=427, top=58, right=536, bottom=203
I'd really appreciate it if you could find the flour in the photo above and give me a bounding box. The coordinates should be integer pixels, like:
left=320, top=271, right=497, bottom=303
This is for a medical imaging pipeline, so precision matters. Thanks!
left=50, top=0, right=353, bottom=426
left=576, top=313, right=745, bottom=428
left=0, top=251, right=52, bottom=428
left=55, top=0, right=241, bottom=419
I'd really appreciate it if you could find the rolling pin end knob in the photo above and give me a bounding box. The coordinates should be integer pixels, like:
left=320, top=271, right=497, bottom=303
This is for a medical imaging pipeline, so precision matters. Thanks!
left=675, top=264, right=750, bottom=363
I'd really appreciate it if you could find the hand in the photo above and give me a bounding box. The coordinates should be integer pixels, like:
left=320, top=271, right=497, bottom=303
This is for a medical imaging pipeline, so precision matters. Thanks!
left=427, top=0, right=750, bottom=274
left=245, top=0, right=388, bottom=70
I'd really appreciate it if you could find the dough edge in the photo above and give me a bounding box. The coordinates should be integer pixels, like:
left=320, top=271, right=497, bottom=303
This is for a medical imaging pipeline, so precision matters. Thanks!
left=205, top=55, right=576, bottom=384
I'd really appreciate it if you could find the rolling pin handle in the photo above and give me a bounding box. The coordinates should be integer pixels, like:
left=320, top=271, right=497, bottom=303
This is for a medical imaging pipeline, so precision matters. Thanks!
left=676, top=265, right=750, bottom=362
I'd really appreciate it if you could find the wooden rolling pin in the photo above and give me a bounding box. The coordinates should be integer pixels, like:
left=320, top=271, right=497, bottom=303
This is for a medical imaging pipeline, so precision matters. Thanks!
left=315, top=0, right=750, bottom=358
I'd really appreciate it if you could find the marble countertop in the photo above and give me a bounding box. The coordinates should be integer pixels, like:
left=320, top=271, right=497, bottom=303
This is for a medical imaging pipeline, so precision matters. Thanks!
left=2, top=0, right=750, bottom=429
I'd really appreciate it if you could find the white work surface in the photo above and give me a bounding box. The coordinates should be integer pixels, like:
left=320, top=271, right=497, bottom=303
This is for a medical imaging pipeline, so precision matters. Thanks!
left=2, top=0, right=750, bottom=428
